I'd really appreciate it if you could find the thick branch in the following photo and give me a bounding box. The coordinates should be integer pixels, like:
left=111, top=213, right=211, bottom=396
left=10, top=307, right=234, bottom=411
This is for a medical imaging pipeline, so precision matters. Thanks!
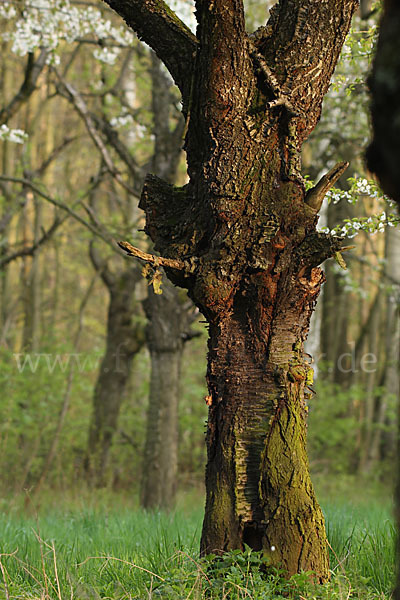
left=102, top=0, right=197, bottom=104
left=257, top=0, right=358, bottom=142
left=194, top=0, right=252, bottom=121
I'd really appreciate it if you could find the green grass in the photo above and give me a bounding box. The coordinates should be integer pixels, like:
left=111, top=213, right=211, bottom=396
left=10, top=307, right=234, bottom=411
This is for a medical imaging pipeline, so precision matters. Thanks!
left=0, top=493, right=395, bottom=599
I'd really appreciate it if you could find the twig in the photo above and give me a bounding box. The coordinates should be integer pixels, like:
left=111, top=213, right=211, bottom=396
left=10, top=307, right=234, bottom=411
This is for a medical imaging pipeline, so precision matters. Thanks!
left=118, top=240, right=187, bottom=271
left=175, top=550, right=211, bottom=584
left=326, top=539, right=352, bottom=599
left=51, top=541, right=62, bottom=600
left=0, top=556, right=10, bottom=600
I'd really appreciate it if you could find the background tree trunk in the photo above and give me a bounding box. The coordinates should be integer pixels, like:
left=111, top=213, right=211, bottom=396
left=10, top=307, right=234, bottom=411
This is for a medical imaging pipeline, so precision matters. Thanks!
left=139, top=52, right=191, bottom=508
left=141, top=278, right=192, bottom=510
left=84, top=50, right=186, bottom=489
left=368, top=226, right=400, bottom=467
left=85, top=259, right=145, bottom=487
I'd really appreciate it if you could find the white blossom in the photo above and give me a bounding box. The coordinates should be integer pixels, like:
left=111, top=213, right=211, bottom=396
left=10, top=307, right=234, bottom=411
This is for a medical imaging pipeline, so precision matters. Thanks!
left=93, top=47, right=120, bottom=66
left=0, top=2, right=17, bottom=19
left=0, top=124, right=28, bottom=144
left=2, top=0, right=134, bottom=61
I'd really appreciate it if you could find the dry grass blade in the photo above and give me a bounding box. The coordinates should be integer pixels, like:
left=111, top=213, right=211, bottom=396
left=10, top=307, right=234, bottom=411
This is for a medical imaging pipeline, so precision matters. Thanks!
left=175, top=550, right=212, bottom=585
left=326, top=539, right=352, bottom=600
left=51, top=541, right=62, bottom=600
left=0, top=553, right=12, bottom=600
left=77, top=555, right=165, bottom=581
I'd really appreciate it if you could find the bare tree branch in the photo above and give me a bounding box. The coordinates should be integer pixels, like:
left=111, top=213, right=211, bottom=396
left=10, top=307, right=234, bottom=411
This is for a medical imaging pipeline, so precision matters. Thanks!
left=90, top=113, right=143, bottom=191
left=0, top=215, right=66, bottom=269
left=54, top=73, right=141, bottom=198
left=118, top=240, right=188, bottom=271
left=0, top=50, right=48, bottom=126
left=27, top=136, right=77, bottom=178
left=101, top=0, right=198, bottom=105
left=0, top=175, right=115, bottom=249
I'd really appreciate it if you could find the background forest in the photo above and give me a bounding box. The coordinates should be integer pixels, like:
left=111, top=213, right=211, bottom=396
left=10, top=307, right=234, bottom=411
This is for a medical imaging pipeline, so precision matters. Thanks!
left=0, top=0, right=399, bottom=598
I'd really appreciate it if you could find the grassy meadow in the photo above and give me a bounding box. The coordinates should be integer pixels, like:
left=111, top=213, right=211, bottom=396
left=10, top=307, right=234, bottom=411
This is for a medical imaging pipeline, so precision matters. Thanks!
left=0, top=488, right=395, bottom=599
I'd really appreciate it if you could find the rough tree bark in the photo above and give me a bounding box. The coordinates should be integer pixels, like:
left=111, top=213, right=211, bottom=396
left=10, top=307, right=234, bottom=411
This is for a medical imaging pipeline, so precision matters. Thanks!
left=106, top=0, right=358, bottom=580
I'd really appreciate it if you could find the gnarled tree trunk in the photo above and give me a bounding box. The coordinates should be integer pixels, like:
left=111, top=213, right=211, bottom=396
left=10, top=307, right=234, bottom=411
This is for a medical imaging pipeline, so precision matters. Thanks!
left=106, top=0, right=358, bottom=580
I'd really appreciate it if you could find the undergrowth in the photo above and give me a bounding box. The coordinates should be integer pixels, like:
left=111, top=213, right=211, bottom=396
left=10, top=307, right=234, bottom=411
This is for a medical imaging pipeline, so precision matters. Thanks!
left=0, top=495, right=394, bottom=599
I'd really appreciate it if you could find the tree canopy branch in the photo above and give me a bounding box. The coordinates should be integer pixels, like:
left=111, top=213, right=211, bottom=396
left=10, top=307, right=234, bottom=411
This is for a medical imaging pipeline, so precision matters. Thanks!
left=102, top=0, right=198, bottom=104
left=0, top=215, right=65, bottom=269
